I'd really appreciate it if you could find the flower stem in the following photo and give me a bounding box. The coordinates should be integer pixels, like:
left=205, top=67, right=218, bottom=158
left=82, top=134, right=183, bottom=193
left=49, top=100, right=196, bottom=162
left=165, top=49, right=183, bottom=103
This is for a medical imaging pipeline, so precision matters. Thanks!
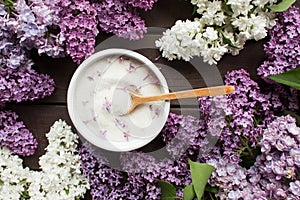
left=238, top=136, right=255, bottom=158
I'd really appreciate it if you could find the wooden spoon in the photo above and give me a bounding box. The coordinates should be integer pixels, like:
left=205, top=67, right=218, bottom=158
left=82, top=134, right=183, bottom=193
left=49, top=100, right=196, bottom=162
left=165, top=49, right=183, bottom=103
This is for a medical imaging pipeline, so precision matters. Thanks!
left=126, top=85, right=235, bottom=114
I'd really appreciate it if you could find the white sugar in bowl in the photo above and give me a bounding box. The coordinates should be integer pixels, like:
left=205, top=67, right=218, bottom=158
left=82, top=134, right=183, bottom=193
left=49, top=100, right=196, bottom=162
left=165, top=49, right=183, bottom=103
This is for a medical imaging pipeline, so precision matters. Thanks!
left=67, top=49, right=170, bottom=151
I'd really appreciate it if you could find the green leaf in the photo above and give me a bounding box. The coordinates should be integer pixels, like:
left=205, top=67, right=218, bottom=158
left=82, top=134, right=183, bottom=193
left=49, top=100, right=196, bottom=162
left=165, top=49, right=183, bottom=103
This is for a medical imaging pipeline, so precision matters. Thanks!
left=205, top=185, right=218, bottom=194
left=157, top=180, right=178, bottom=200
left=284, top=110, right=300, bottom=126
left=268, top=0, right=296, bottom=12
left=0, top=180, right=3, bottom=185
left=189, top=159, right=215, bottom=200
left=183, top=184, right=195, bottom=200
left=65, top=188, right=70, bottom=195
left=268, top=68, right=300, bottom=90
left=192, top=6, right=198, bottom=15
left=21, top=190, right=30, bottom=199
left=221, top=32, right=239, bottom=49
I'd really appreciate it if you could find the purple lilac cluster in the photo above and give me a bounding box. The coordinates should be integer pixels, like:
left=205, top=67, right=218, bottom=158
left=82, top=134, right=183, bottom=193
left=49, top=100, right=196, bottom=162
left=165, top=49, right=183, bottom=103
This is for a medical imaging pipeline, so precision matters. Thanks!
left=128, top=0, right=158, bottom=10
left=49, top=0, right=99, bottom=64
left=79, top=144, right=124, bottom=199
left=79, top=141, right=192, bottom=199
left=1, top=0, right=157, bottom=65
left=79, top=110, right=230, bottom=199
left=13, top=0, right=56, bottom=53
left=0, top=0, right=65, bottom=60
left=198, top=69, right=275, bottom=163
left=161, top=113, right=212, bottom=159
left=258, top=6, right=300, bottom=78
left=208, top=115, right=300, bottom=199
left=253, top=115, right=300, bottom=199
left=93, top=0, right=147, bottom=40
left=206, top=154, right=272, bottom=200
left=0, top=3, right=33, bottom=70
left=0, top=2, right=55, bottom=156
left=0, top=110, right=38, bottom=156
left=206, top=156, right=266, bottom=200
left=79, top=69, right=299, bottom=199
left=1, top=0, right=97, bottom=64
left=0, top=0, right=67, bottom=73
left=0, top=67, right=55, bottom=104
left=257, top=6, right=300, bottom=111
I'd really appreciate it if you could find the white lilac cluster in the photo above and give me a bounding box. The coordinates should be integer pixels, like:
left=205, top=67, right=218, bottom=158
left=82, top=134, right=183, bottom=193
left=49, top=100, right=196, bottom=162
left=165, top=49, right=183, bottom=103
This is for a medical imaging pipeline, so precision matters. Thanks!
left=0, top=120, right=89, bottom=200
left=156, top=0, right=277, bottom=65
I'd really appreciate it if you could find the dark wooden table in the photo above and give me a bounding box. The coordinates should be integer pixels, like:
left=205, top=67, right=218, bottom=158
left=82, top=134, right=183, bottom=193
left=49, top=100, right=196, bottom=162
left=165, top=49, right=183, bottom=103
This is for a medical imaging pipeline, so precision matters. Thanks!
left=6, top=0, right=300, bottom=199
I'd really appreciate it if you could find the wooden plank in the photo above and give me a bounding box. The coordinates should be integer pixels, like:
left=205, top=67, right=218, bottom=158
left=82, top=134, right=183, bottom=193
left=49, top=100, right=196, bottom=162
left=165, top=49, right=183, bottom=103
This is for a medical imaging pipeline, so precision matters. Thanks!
left=140, top=0, right=194, bottom=27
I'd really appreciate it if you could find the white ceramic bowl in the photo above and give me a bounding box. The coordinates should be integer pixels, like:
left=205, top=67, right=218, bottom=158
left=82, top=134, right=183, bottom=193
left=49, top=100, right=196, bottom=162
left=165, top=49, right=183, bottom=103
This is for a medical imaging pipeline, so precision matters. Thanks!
left=67, top=49, right=170, bottom=151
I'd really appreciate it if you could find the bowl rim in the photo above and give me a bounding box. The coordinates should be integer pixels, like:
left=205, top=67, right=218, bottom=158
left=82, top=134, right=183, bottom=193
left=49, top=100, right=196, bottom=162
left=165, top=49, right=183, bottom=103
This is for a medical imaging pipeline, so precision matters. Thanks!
left=67, top=48, right=170, bottom=152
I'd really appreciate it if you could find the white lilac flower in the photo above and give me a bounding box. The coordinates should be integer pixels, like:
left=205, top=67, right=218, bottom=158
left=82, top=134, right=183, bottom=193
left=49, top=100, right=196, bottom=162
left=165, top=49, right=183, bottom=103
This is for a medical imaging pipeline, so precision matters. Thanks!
left=203, top=27, right=218, bottom=41
left=157, top=0, right=279, bottom=65
left=200, top=43, right=228, bottom=65
left=155, top=19, right=203, bottom=61
left=0, top=120, right=89, bottom=199
left=199, top=1, right=224, bottom=26
left=191, top=0, right=210, bottom=14
left=227, top=0, right=253, bottom=17
left=253, top=0, right=278, bottom=8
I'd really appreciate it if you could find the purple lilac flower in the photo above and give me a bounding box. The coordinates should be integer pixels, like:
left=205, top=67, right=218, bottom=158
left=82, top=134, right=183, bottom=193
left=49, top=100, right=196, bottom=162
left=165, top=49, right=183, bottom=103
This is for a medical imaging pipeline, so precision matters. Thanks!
left=48, top=0, right=99, bottom=64
left=79, top=143, right=124, bottom=199
left=206, top=156, right=258, bottom=199
left=31, top=0, right=66, bottom=58
left=2, top=0, right=98, bottom=64
left=12, top=0, right=65, bottom=58
left=0, top=2, right=55, bottom=158
left=289, top=181, right=300, bottom=197
left=161, top=113, right=212, bottom=159
left=0, top=0, right=65, bottom=65
left=0, top=110, right=37, bottom=156
left=93, top=0, right=147, bottom=40
left=258, top=6, right=300, bottom=78
left=2, top=0, right=156, bottom=65
left=0, top=8, right=32, bottom=70
left=205, top=114, right=300, bottom=199
left=0, top=66, right=55, bottom=104
left=198, top=69, right=275, bottom=162
left=250, top=115, right=300, bottom=199
left=80, top=141, right=192, bottom=199
left=160, top=112, right=182, bottom=143
left=257, top=6, right=300, bottom=111
left=127, top=0, right=158, bottom=10
left=258, top=115, right=300, bottom=176
left=13, top=0, right=48, bottom=49
left=0, top=65, right=53, bottom=156
left=0, top=4, right=5, bottom=15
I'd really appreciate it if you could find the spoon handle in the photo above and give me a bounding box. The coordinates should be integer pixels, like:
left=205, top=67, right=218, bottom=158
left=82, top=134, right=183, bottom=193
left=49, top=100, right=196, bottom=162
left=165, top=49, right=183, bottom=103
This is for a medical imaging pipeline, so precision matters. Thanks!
left=134, top=85, right=235, bottom=102
left=127, top=85, right=235, bottom=114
